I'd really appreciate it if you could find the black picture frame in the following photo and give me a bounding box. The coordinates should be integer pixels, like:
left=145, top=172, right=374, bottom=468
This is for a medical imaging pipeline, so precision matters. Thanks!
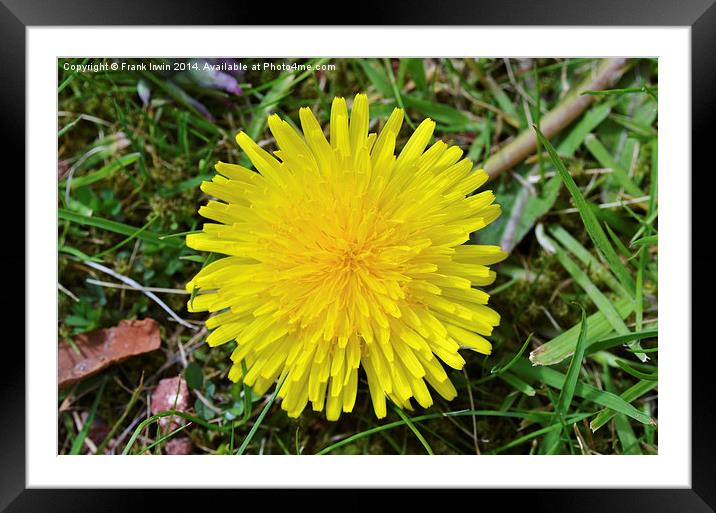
left=2, top=1, right=712, bottom=511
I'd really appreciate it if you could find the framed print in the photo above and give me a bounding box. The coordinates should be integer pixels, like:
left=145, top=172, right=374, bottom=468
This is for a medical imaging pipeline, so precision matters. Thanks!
left=2, top=0, right=714, bottom=511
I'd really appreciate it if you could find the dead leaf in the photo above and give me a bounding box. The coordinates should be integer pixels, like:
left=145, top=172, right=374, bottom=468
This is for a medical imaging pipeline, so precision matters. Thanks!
left=58, top=318, right=161, bottom=389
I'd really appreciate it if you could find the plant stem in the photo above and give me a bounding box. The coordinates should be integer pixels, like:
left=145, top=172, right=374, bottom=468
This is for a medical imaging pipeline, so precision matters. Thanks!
left=483, top=58, right=629, bottom=180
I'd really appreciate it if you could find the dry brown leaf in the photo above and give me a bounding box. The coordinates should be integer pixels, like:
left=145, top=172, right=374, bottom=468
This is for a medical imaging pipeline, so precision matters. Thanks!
left=58, top=318, right=161, bottom=389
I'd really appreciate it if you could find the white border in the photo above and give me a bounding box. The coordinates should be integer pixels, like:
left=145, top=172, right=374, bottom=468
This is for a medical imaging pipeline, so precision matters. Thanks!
left=29, top=27, right=690, bottom=488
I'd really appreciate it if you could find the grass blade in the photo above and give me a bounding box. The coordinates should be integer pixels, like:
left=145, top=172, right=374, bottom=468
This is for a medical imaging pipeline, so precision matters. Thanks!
left=543, top=306, right=588, bottom=454
left=557, top=102, right=612, bottom=158
left=510, top=359, right=654, bottom=425
left=615, top=360, right=658, bottom=381
left=631, top=235, right=658, bottom=247
left=549, top=237, right=629, bottom=337
left=392, top=405, right=434, bottom=455
left=581, top=85, right=657, bottom=97
left=236, top=375, right=287, bottom=455
left=609, top=113, right=657, bottom=138
left=61, top=153, right=141, bottom=190
left=601, top=362, right=641, bottom=454
left=554, top=306, right=588, bottom=420
left=357, top=59, right=393, bottom=97
left=648, top=138, right=658, bottom=214
left=586, top=329, right=658, bottom=355
left=139, top=423, right=192, bottom=455
left=401, top=95, right=473, bottom=128
left=122, top=410, right=236, bottom=454
left=492, top=413, right=593, bottom=454
left=499, top=372, right=536, bottom=396
left=534, top=125, right=636, bottom=296
left=58, top=208, right=183, bottom=249
left=603, top=220, right=634, bottom=259
left=92, top=214, right=159, bottom=260
left=96, top=373, right=144, bottom=454
left=584, top=134, right=644, bottom=197
left=246, top=73, right=295, bottom=140
left=549, top=224, right=629, bottom=298
left=70, top=377, right=107, bottom=454
left=590, top=380, right=658, bottom=431
left=316, top=409, right=567, bottom=455
left=405, top=59, right=427, bottom=93
left=529, top=298, right=634, bottom=366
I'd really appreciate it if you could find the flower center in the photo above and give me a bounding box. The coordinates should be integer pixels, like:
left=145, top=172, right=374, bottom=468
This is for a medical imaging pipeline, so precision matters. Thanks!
left=265, top=201, right=407, bottom=338
left=337, top=240, right=366, bottom=270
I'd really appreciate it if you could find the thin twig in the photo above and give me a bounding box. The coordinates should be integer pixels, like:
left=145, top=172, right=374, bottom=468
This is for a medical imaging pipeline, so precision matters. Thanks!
left=551, top=195, right=650, bottom=215
left=72, top=411, right=98, bottom=454
left=79, top=259, right=197, bottom=330
left=483, top=58, right=629, bottom=180
left=526, top=168, right=613, bottom=183
left=540, top=306, right=563, bottom=332
left=111, top=414, right=144, bottom=455
left=177, top=332, right=188, bottom=368
left=86, top=278, right=190, bottom=295
left=64, top=145, right=106, bottom=204
left=58, top=111, right=112, bottom=126
left=462, top=368, right=481, bottom=455
left=194, top=390, right=223, bottom=415
left=459, top=89, right=520, bottom=128
left=121, top=238, right=143, bottom=311
left=58, top=283, right=79, bottom=302
left=504, top=58, right=538, bottom=108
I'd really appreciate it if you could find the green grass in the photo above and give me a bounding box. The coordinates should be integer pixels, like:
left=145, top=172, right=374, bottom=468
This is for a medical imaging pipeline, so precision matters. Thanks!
left=58, top=57, right=658, bottom=455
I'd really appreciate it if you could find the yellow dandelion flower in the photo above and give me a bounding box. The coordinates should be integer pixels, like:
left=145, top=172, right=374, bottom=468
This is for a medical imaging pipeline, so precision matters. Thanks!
left=186, top=93, right=507, bottom=421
